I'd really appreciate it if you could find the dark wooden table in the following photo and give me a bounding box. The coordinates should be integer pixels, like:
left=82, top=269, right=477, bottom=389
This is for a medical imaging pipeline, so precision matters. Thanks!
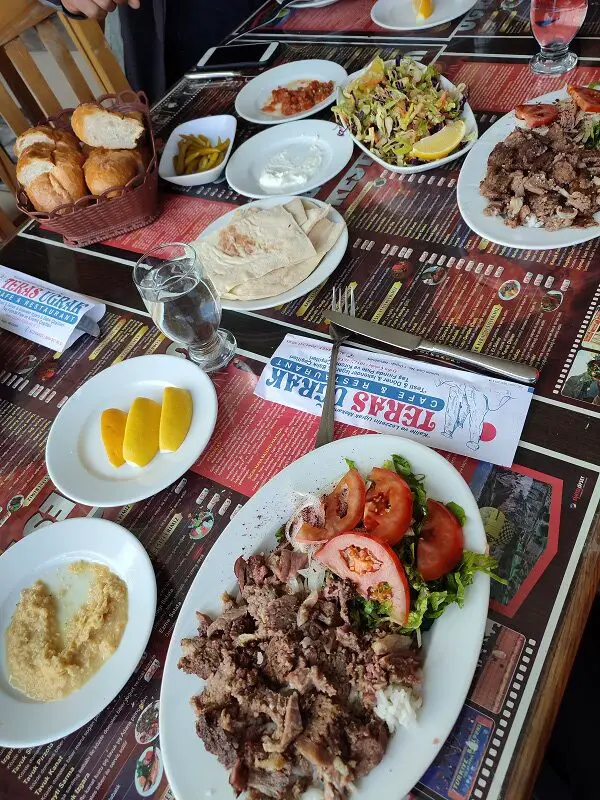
left=2, top=3, right=600, bottom=800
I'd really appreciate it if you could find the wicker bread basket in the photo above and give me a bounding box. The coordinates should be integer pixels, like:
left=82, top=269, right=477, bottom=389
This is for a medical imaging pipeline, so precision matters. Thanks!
left=16, top=91, right=159, bottom=248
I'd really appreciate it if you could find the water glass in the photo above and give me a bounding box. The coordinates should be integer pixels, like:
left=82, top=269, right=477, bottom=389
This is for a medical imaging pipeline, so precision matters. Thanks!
left=530, top=0, right=588, bottom=75
left=133, top=242, right=236, bottom=373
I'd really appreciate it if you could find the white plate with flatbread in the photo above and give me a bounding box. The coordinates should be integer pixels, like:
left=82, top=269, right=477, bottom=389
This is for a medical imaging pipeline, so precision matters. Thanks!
left=225, top=119, right=354, bottom=199
left=193, top=196, right=348, bottom=312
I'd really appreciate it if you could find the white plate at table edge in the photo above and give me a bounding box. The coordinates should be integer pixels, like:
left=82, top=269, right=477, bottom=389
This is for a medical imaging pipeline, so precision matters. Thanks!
left=45, top=354, right=218, bottom=508
left=159, top=435, right=489, bottom=800
left=0, top=518, right=156, bottom=748
left=457, top=88, right=600, bottom=250
left=371, top=0, right=477, bottom=31
left=196, top=195, right=348, bottom=312
left=235, top=59, right=348, bottom=125
left=277, top=0, right=341, bottom=8
left=225, top=118, right=354, bottom=199
left=341, top=63, right=477, bottom=174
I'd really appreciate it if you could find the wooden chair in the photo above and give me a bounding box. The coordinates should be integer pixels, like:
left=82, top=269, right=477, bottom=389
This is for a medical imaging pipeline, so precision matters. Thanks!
left=0, top=204, right=16, bottom=241
left=0, top=0, right=130, bottom=194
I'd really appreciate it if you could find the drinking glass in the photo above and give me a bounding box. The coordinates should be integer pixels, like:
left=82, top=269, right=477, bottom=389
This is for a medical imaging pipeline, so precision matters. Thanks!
left=133, top=242, right=236, bottom=373
left=530, top=0, right=588, bottom=75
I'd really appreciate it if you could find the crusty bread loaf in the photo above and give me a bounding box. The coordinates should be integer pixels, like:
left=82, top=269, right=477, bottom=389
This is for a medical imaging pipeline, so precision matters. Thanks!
left=16, top=143, right=85, bottom=187
left=15, top=126, right=80, bottom=158
left=83, top=147, right=143, bottom=196
left=25, top=162, right=88, bottom=213
left=71, top=104, right=145, bottom=149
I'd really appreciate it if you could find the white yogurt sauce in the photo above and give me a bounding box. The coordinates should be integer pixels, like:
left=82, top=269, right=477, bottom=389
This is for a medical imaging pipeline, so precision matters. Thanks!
left=258, top=142, right=323, bottom=191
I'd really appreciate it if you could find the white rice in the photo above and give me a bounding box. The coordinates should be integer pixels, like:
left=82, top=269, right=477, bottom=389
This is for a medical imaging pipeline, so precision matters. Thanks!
left=374, top=685, right=422, bottom=733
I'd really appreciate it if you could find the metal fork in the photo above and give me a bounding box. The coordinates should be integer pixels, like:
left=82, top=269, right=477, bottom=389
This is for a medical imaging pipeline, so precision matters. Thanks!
left=314, top=286, right=355, bottom=449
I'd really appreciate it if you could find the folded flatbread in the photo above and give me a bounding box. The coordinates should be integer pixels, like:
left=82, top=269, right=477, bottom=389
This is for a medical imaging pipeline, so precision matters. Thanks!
left=193, top=204, right=316, bottom=295
left=222, top=214, right=345, bottom=301
left=193, top=200, right=344, bottom=301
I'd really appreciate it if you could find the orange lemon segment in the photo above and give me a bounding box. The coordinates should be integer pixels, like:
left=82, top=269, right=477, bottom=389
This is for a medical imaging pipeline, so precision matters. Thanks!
left=122, top=397, right=162, bottom=467
left=159, top=387, right=193, bottom=453
left=100, top=408, right=128, bottom=467
left=413, top=0, right=433, bottom=21
left=412, top=119, right=466, bottom=162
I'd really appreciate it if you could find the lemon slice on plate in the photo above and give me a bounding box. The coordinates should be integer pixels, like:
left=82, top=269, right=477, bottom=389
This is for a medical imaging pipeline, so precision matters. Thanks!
left=413, top=0, right=433, bottom=21
left=412, top=120, right=466, bottom=162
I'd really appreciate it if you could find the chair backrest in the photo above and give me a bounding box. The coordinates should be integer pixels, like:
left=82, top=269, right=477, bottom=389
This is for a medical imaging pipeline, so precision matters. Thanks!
left=0, top=0, right=131, bottom=193
left=0, top=204, right=16, bottom=241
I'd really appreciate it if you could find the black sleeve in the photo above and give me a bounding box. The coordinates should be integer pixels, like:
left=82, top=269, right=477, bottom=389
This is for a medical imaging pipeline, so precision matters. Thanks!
left=38, top=0, right=86, bottom=20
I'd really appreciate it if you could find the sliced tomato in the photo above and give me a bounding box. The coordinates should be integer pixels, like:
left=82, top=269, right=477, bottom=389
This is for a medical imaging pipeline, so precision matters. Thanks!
left=324, top=468, right=366, bottom=535
left=316, top=532, right=410, bottom=625
left=295, top=523, right=330, bottom=544
left=567, top=85, right=600, bottom=113
left=417, top=499, right=464, bottom=582
left=514, top=103, right=558, bottom=128
left=363, top=467, right=413, bottom=546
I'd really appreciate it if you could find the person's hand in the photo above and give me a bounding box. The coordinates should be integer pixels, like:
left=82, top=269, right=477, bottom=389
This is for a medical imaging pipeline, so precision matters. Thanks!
left=61, top=0, right=139, bottom=21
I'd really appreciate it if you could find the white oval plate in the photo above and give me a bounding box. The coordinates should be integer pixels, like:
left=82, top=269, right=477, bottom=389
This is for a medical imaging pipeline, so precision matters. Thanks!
left=457, top=88, right=600, bottom=250
left=277, top=0, right=341, bottom=7
left=372, top=0, right=477, bottom=31
left=340, top=64, right=477, bottom=174
left=46, top=354, right=217, bottom=507
left=0, top=518, right=156, bottom=747
left=159, top=435, right=489, bottom=800
left=235, top=59, right=347, bottom=125
left=225, top=119, right=354, bottom=198
left=196, top=194, right=348, bottom=312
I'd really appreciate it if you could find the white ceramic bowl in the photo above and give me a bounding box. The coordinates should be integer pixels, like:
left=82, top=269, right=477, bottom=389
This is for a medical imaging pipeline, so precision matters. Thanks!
left=339, top=63, right=477, bottom=175
left=158, top=116, right=236, bottom=186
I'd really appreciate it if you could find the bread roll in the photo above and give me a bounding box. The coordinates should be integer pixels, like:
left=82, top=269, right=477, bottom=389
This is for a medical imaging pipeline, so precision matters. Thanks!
left=26, top=163, right=88, bottom=213
left=83, top=147, right=143, bottom=196
left=71, top=104, right=145, bottom=149
left=15, top=126, right=80, bottom=158
left=17, top=143, right=84, bottom=186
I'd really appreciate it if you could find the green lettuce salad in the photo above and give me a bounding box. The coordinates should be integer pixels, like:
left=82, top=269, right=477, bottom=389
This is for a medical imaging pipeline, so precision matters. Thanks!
left=332, top=57, right=468, bottom=167
left=349, top=454, right=505, bottom=638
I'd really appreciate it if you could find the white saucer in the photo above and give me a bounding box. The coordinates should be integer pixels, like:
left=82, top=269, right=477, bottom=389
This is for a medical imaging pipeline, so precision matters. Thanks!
left=0, top=518, right=156, bottom=747
left=226, top=119, right=353, bottom=199
left=46, top=354, right=217, bottom=507
left=235, top=59, right=347, bottom=125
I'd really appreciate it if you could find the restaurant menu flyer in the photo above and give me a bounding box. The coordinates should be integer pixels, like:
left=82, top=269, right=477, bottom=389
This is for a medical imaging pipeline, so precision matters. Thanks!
left=0, top=313, right=599, bottom=800
left=255, top=333, right=534, bottom=467
left=0, top=266, right=105, bottom=352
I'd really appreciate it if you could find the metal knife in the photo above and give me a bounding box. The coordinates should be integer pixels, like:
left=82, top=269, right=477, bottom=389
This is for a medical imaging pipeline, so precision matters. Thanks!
left=326, top=310, right=539, bottom=385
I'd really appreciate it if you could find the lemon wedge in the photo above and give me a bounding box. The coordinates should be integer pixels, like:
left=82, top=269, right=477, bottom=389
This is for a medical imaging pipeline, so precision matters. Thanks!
left=159, top=387, right=193, bottom=453
left=412, top=120, right=466, bottom=162
left=413, top=0, right=433, bottom=21
left=101, top=408, right=128, bottom=467
left=123, top=397, right=162, bottom=467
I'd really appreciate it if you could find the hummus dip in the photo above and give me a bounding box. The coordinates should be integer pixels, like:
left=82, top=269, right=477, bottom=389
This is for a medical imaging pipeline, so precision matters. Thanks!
left=6, top=561, right=128, bottom=701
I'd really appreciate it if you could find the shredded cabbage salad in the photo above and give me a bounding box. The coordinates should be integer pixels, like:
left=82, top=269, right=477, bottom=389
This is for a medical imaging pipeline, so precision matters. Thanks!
left=332, top=57, right=468, bottom=167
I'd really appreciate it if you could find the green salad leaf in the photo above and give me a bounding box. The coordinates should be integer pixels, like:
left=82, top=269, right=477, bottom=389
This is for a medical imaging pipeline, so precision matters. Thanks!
left=399, top=548, right=505, bottom=633
left=386, top=453, right=428, bottom=529
left=446, top=501, right=466, bottom=526
left=345, top=458, right=358, bottom=471
left=349, top=596, right=391, bottom=630
left=275, top=525, right=286, bottom=544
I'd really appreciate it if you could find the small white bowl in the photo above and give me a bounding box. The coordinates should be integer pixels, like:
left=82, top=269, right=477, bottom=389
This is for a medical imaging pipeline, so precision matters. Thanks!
left=158, top=115, right=237, bottom=186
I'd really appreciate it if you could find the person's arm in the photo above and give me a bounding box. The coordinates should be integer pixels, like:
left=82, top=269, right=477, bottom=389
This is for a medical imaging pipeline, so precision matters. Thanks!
left=39, top=0, right=139, bottom=22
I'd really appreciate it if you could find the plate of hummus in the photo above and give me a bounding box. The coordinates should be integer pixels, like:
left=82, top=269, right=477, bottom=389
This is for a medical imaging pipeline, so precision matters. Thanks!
left=0, top=518, right=156, bottom=748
